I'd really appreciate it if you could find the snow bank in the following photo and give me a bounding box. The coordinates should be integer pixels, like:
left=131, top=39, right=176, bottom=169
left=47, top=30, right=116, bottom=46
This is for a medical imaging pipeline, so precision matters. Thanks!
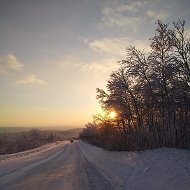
left=0, top=141, right=63, bottom=161
left=78, top=141, right=190, bottom=190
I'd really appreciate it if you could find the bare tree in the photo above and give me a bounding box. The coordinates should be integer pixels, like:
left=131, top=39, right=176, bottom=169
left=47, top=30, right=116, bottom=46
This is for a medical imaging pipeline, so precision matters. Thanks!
left=81, top=19, right=190, bottom=151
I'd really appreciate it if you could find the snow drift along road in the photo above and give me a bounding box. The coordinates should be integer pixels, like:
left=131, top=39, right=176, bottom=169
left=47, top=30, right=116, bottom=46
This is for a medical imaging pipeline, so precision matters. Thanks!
left=0, top=140, right=190, bottom=190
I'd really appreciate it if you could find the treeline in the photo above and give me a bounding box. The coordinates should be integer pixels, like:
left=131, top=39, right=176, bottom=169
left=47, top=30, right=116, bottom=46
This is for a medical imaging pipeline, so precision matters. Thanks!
left=80, top=20, right=190, bottom=151
left=0, top=129, right=58, bottom=155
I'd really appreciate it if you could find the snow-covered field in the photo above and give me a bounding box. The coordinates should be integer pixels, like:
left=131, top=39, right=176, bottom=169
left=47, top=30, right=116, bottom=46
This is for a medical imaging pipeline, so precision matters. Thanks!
left=0, top=140, right=190, bottom=190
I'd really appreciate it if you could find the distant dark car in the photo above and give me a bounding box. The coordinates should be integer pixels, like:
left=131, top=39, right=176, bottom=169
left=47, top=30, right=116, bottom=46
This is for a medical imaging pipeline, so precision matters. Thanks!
left=70, top=139, right=74, bottom=143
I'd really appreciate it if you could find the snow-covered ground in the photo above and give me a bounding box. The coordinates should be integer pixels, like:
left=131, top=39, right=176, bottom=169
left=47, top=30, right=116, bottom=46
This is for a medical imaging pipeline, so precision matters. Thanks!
left=0, top=141, right=63, bottom=161
left=78, top=141, right=190, bottom=190
left=0, top=140, right=190, bottom=190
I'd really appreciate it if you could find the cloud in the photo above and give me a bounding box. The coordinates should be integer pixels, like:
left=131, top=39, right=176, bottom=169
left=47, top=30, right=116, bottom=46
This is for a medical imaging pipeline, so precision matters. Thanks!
left=117, top=1, right=142, bottom=12
left=101, top=1, right=145, bottom=29
left=89, top=37, right=150, bottom=56
left=50, top=55, right=81, bottom=70
left=102, top=16, right=143, bottom=29
left=102, top=1, right=142, bottom=16
left=15, top=74, right=45, bottom=85
left=0, top=54, right=24, bottom=75
left=50, top=55, right=119, bottom=77
left=89, top=38, right=128, bottom=56
left=80, top=57, right=119, bottom=74
left=146, top=10, right=170, bottom=20
left=78, top=36, right=89, bottom=44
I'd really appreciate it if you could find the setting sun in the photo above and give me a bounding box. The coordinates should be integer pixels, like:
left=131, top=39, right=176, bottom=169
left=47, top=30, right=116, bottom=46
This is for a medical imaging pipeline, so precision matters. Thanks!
left=109, top=111, right=117, bottom=119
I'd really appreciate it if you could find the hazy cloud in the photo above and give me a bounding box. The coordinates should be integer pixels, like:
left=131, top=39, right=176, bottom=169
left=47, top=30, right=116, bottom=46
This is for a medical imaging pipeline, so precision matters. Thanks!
left=89, top=37, right=150, bottom=56
left=16, top=74, right=45, bottom=85
left=0, top=54, right=24, bottom=75
left=102, top=1, right=142, bottom=16
left=78, top=36, right=89, bottom=44
left=89, top=38, right=128, bottom=56
left=146, top=10, right=170, bottom=20
left=80, top=57, right=119, bottom=74
left=102, top=16, right=143, bottom=29
left=101, top=1, right=145, bottom=29
left=50, top=55, right=118, bottom=76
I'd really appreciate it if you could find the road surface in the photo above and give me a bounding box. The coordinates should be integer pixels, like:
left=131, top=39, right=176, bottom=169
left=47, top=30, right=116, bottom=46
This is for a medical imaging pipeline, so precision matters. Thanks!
left=0, top=141, right=113, bottom=190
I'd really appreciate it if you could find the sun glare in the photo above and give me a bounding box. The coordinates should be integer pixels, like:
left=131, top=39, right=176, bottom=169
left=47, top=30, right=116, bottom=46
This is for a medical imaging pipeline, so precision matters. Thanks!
left=109, top=111, right=117, bottom=119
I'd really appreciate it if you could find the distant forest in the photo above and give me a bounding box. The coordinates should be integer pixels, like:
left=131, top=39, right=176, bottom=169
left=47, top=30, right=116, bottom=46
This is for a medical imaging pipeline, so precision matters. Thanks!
left=80, top=20, right=190, bottom=151
left=0, top=128, right=81, bottom=155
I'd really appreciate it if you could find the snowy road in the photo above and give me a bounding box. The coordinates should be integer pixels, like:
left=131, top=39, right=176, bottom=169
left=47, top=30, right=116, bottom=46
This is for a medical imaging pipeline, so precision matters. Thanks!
left=0, top=140, right=190, bottom=190
left=0, top=141, right=112, bottom=190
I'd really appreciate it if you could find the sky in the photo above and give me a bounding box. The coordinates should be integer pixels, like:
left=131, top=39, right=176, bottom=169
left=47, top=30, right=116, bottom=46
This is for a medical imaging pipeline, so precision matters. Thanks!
left=0, top=0, right=190, bottom=128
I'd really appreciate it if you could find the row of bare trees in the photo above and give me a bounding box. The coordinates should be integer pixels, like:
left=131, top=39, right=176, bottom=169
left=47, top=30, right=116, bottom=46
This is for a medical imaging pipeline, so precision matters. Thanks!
left=80, top=20, right=190, bottom=151
left=0, top=129, right=56, bottom=155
